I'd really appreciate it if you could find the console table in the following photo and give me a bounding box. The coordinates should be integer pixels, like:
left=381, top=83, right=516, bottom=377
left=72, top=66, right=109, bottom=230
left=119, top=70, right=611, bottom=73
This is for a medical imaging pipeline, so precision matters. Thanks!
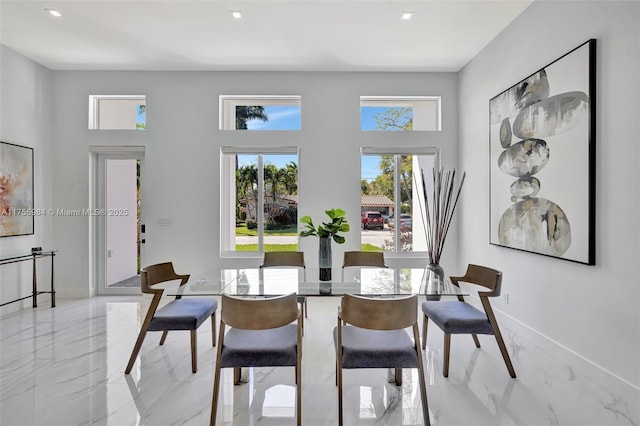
left=0, top=251, right=56, bottom=308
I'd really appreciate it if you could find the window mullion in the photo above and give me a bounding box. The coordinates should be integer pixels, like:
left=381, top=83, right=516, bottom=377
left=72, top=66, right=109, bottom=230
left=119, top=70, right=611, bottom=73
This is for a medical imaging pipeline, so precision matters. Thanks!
left=394, top=154, right=401, bottom=253
left=257, top=155, right=265, bottom=251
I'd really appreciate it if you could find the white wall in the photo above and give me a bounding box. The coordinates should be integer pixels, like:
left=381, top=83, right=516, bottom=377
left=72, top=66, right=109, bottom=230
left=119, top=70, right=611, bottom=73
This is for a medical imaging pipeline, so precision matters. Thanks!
left=0, top=45, right=54, bottom=315
left=50, top=71, right=458, bottom=295
left=458, top=0, right=639, bottom=390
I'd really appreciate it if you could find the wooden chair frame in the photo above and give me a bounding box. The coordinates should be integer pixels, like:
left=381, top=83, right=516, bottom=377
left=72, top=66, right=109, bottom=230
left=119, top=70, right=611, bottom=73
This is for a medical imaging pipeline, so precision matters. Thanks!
left=260, top=251, right=308, bottom=326
left=210, top=293, right=302, bottom=426
left=421, top=264, right=516, bottom=378
left=125, top=262, right=216, bottom=374
left=336, top=294, right=429, bottom=426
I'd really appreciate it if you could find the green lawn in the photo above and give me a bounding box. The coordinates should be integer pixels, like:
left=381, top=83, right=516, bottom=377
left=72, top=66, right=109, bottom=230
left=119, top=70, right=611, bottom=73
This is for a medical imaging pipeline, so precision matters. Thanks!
left=236, top=244, right=299, bottom=251
left=235, top=225, right=298, bottom=237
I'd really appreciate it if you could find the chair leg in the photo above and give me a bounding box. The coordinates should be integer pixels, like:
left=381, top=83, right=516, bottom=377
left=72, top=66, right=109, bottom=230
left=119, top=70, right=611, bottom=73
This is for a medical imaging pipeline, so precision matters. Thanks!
left=210, top=361, right=222, bottom=425
left=234, top=367, right=242, bottom=385
left=493, top=329, right=517, bottom=378
left=304, top=297, right=308, bottom=318
left=190, top=329, right=197, bottom=373
left=300, top=309, right=304, bottom=335
left=472, top=334, right=481, bottom=348
left=159, top=330, right=169, bottom=345
left=394, top=368, right=403, bottom=386
left=337, top=363, right=343, bottom=426
left=211, top=312, right=216, bottom=347
left=413, top=325, right=430, bottom=426
left=125, top=326, right=149, bottom=374
left=296, top=363, right=302, bottom=426
left=443, top=333, right=451, bottom=378
left=421, top=314, right=428, bottom=350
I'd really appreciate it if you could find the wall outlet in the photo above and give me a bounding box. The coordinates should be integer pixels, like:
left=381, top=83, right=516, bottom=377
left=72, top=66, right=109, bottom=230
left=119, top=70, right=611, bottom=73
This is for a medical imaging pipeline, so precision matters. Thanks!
left=504, top=292, right=510, bottom=304
left=107, top=249, right=113, bottom=258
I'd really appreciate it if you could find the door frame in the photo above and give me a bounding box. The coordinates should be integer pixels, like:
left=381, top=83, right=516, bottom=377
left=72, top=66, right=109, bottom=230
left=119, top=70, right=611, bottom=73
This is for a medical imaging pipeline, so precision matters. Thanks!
left=89, top=146, right=145, bottom=295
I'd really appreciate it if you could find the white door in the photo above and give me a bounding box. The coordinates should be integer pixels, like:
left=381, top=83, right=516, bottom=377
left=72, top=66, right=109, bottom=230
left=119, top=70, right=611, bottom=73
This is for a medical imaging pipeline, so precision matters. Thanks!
left=91, top=148, right=145, bottom=295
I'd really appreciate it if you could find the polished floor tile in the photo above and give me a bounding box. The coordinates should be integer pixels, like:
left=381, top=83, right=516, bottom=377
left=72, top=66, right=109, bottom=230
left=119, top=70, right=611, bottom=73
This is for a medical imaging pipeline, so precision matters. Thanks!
left=1, top=296, right=638, bottom=425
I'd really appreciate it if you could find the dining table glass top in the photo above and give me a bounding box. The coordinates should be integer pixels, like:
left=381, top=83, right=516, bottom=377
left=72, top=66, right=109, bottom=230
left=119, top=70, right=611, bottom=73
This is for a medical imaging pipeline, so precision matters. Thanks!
left=167, top=267, right=467, bottom=297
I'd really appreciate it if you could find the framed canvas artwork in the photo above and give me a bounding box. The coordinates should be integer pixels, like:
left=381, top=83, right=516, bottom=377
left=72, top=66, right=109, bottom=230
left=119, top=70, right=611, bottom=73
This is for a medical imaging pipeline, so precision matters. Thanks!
left=0, top=141, right=34, bottom=237
left=489, top=39, right=596, bottom=265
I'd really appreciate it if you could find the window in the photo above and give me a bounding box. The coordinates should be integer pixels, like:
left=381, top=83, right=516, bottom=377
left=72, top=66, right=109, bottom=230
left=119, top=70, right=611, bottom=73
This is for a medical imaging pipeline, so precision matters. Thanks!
left=88, top=95, right=146, bottom=130
left=221, top=147, right=299, bottom=255
left=360, top=96, right=441, bottom=131
left=361, top=147, right=438, bottom=254
left=219, top=96, right=301, bottom=130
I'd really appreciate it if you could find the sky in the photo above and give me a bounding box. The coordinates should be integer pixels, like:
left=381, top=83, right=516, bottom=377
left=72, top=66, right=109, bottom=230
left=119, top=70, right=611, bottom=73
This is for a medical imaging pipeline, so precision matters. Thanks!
left=246, top=105, right=301, bottom=130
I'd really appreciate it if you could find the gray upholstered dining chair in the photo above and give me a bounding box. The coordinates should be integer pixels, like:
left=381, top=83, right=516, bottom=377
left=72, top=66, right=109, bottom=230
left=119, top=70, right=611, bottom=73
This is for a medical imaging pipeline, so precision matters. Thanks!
left=210, top=293, right=302, bottom=426
left=341, top=251, right=387, bottom=281
left=421, top=264, right=516, bottom=378
left=334, top=294, right=429, bottom=426
left=260, top=251, right=308, bottom=323
left=125, top=262, right=217, bottom=374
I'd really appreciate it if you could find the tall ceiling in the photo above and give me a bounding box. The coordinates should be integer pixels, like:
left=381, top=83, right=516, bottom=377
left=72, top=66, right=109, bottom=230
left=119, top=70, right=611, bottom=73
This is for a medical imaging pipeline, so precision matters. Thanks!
left=0, top=0, right=533, bottom=72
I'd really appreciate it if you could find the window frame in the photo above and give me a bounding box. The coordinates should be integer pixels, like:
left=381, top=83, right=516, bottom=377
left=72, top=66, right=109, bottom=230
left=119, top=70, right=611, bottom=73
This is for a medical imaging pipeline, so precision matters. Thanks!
left=361, top=146, right=440, bottom=256
left=220, top=146, right=300, bottom=257
left=219, top=95, right=302, bottom=131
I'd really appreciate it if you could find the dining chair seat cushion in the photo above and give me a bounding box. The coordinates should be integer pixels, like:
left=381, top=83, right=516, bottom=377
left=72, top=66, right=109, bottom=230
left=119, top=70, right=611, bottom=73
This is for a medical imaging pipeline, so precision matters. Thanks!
left=334, top=326, right=419, bottom=369
left=148, top=298, right=217, bottom=331
left=422, top=301, right=493, bottom=335
left=220, top=324, right=298, bottom=368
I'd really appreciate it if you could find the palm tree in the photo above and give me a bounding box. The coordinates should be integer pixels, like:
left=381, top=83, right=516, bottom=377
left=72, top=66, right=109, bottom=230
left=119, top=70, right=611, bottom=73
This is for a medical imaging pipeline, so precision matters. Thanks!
left=282, top=162, right=298, bottom=195
left=236, top=106, right=268, bottom=129
left=236, top=164, right=258, bottom=219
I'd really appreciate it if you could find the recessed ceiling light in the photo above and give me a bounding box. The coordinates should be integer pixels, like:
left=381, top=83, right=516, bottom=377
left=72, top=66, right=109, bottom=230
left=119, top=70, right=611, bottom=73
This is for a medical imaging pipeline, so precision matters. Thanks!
left=45, top=9, right=63, bottom=18
left=401, top=12, right=414, bottom=20
left=231, top=10, right=242, bottom=19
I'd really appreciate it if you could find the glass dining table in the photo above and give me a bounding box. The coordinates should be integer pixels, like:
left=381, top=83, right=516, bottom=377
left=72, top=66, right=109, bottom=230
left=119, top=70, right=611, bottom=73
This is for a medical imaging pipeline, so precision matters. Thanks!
left=167, top=266, right=466, bottom=387
left=167, top=266, right=467, bottom=298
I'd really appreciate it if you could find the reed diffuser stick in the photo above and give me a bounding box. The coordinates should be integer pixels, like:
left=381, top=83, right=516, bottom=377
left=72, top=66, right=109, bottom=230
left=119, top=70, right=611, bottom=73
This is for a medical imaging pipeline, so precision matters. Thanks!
left=419, top=168, right=466, bottom=265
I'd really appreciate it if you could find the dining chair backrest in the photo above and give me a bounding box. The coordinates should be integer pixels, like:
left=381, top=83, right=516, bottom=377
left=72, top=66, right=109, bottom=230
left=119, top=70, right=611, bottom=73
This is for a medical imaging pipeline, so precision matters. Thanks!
left=140, top=261, right=189, bottom=294
left=221, top=293, right=299, bottom=330
left=342, top=251, right=386, bottom=268
left=340, top=293, right=417, bottom=330
left=451, top=264, right=502, bottom=296
left=261, top=251, right=305, bottom=268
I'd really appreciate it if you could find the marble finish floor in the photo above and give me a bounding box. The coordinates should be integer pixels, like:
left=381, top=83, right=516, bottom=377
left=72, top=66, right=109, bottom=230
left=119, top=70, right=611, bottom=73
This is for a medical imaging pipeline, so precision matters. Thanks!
left=0, top=296, right=638, bottom=426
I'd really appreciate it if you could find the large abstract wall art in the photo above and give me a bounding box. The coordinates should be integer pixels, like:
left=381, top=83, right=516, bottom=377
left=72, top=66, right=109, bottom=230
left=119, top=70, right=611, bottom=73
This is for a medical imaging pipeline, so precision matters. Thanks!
left=489, top=40, right=596, bottom=265
left=0, top=141, right=34, bottom=237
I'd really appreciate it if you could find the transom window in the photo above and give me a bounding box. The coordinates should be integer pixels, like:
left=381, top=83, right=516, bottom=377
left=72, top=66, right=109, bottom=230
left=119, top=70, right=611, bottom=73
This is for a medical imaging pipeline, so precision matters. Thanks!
left=88, top=95, right=146, bottom=130
left=219, top=96, right=301, bottom=130
left=360, top=96, right=441, bottom=131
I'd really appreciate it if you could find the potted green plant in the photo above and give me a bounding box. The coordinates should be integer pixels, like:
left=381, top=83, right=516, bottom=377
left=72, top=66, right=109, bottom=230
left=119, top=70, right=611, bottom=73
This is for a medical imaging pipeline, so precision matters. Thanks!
left=299, top=208, right=349, bottom=281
